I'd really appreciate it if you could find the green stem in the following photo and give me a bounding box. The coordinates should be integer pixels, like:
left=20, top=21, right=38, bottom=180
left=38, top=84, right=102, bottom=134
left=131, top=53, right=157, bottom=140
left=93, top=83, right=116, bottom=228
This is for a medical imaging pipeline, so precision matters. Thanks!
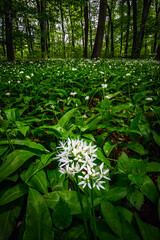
left=75, top=175, right=89, bottom=240
left=91, top=180, right=97, bottom=240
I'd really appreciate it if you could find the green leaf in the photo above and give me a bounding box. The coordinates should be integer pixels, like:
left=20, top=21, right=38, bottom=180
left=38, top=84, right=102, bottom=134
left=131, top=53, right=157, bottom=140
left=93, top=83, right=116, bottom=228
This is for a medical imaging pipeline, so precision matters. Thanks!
left=158, top=198, right=160, bottom=221
left=135, top=214, right=160, bottom=240
left=0, top=139, right=47, bottom=152
left=0, top=150, right=35, bottom=182
left=25, top=170, right=48, bottom=194
left=140, top=175, right=159, bottom=203
left=101, top=200, right=121, bottom=238
left=96, top=149, right=111, bottom=167
left=81, top=115, right=102, bottom=132
left=104, top=187, right=128, bottom=202
left=0, top=146, right=8, bottom=157
left=23, top=188, right=54, bottom=240
left=126, top=142, right=148, bottom=155
left=0, top=204, right=21, bottom=240
left=82, top=133, right=95, bottom=142
left=44, top=190, right=87, bottom=215
left=53, top=197, right=72, bottom=229
left=127, top=186, right=144, bottom=211
left=62, top=224, right=86, bottom=240
left=152, top=130, right=160, bottom=146
left=0, top=184, right=28, bottom=206
left=120, top=215, right=140, bottom=240
left=96, top=220, right=119, bottom=240
left=146, top=162, right=160, bottom=172
left=103, top=142, right=117, bottom=157
left=116, top=207, right=133, bottom=224
left=20, top=152, right=55, bottom=183
left=58, top=108, right=77, bottom=129
left=4, top=108, right=20, bottom=122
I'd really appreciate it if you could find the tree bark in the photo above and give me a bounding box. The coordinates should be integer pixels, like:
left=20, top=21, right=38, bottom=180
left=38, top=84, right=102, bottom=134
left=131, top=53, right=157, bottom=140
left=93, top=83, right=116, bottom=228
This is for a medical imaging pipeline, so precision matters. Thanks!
left=84, top=1, right=89, bottom=58
left=153, top=1, right=160, bottom=53
left=89, top=1, right=93, bottom=51
left=131, top=0, right=138, bottom=58
left=91, top=0, right=107, bottom=59
left=5, top=0, right=14, bottom=61
left=36, top=0, right=47, bottom=59
left=155, top=44, right=160, bottom=60
left=60, top=0, right=65, bottom=58
left=2, top=15, right=6, bottom=57
left=69, top=9, right=75, bottom=50
left=107, top=2, right=114, bottom=57
left=125, top=0, right=130, bottom=57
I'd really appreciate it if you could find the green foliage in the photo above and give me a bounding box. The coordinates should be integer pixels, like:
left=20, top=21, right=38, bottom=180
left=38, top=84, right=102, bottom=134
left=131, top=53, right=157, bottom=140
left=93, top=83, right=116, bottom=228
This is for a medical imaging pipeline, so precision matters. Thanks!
left=53, top=197, right=72, bottom=229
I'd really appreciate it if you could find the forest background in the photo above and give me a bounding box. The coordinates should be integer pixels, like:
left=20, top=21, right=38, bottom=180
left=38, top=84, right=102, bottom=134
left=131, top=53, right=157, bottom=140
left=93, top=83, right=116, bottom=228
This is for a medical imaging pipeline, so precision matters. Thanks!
left=0, top=0, right=160, bottom=61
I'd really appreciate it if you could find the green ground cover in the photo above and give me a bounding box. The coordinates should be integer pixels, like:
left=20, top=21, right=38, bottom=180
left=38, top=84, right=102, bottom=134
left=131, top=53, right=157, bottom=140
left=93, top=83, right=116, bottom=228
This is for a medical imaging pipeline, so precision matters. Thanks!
left=0, top=59, right=160, bottom=240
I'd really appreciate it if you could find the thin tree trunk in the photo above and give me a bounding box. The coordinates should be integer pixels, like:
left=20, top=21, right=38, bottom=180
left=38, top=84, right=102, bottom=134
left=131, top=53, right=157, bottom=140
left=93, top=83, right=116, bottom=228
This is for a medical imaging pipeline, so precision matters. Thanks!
left=2, top=15, right=6, bottom=57
left=84, top=1, right=89, bottom=58
left=125, top=0, right=130, bottom=57
left=69, top=9, right=75, bottom=50
left=60, top=0, right=65, bottom=58
left=89, top=1, right=93, bottom=51
left=5, top=0, right=14, bottom=61
left=80, top=7, right=85, bottom=51
left=153, top=1, right=160, bottom=53
left=47, top=20, right=50, bottom=58
left=36, top=0, right=47, bottom=59
left=120, top=0, right=124, bottom=56
left=131, top=0, right=138, bottom=58
left=155, top=44, right=160, bottom=60
left=91, top=0, right=107, bottom=59
left=136, top=0, right=152, bottom=58
left=107, top=2, right=114, bottom=57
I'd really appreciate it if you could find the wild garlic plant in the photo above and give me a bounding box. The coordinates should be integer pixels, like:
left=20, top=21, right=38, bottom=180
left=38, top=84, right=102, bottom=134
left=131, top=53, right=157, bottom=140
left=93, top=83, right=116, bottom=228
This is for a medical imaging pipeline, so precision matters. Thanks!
left=56, top=138, right=110, bottom=190
left=56, top=138, right=111, bottom=240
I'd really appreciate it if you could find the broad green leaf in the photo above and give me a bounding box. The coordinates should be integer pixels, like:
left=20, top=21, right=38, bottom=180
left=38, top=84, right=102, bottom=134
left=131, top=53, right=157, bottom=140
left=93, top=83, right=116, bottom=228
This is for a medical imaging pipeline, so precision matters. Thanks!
left=152, top=130, right=160, bottom=146
left=140, top=175, right=159, bottom=203
left=96, top=132, right=108, bottom=148
left=127, top=186, right=144, bottom=211
left=47, top=169, right=66, bottom=191
left=96, top=149, right=111, bottom=167
left=158, top=198, right=160, bottom=221
left=0, top=150, right=35, bottom=182
left=130, top=113, right=140, bottom=130
left=25, top=170, right=48, bottom=194
left=62, top=224, right=86, bottom=240
left=58, top=108, right=77, bottom=129
left=101, top=200, right=121, bottom=238
left=0, top=184, right=28, bottom=206
left=116, top=206, right=133, bottom=224
left=126, top=143, right=148, bottom=155
left=44, top=190, right=87, bottom=215
left=0, top=139, right=47, bottom=152
left=135, top=214, right=160, bottom=240
left=0, top=146, right=8, bottom=157
left=117, top=152, right=129, bottom=173
left=4, top=108, right=20, bottom=122
left=0, top=204, right=21, bottom=240
left=146, top=162, right=160, bottom=172
left=82, top=133, right=95, bottom=142
left=96, top=220, right=119, bottom=240
left=104, top=187, right=128, bottom=202
left=53, top=197, right=72, bottom=229
left=20, top=153, right=55, bottom=183
left=23, top=188, right=54, bottom=240
left=120, top=215, right=140, bottom=240
left=81, top=115, right=102, bottom=132
left=103, top=142, right=117, bottom=157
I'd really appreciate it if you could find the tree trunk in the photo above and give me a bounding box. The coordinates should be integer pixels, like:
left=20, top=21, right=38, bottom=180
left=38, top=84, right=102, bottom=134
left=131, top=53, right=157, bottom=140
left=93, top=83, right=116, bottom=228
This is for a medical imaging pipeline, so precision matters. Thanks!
left=60, top=0, right=65, bottom=58
left=132, top=0, right=152, bottom=58
left=5, top=0, right=14, bottom=61
left=107, top=2, right=114, bottom=57
left=84, top=1, right=89, bottom=58
left=36, top=0, right=47, bottom=59
left=91, top=0, right=107, bottom=59
left=69, top=9, right=75, bottom=50
left=2, top=15, right=6, bottom=57
left=153, top=1, right=160, bottom=53
left=80, top=7, right=85, bottom=51
left=131, top=0, right=138, bottom=58
left=47, top=20, right=50, bottom=58
left=89, top=1, right=93, bottom=51
left=125, top=0, right=131, bottom=57
left=155, top=44, right=160, bottom=60
left=136, top=0, right=152, bottom=58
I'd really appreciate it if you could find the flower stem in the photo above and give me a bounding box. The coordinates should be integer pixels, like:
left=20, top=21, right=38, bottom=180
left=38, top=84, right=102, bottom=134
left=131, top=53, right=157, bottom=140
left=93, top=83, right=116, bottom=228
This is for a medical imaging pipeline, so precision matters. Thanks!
left=75, top=175, right=89, bottom=240
left=91, top=180, right=97, bottom=240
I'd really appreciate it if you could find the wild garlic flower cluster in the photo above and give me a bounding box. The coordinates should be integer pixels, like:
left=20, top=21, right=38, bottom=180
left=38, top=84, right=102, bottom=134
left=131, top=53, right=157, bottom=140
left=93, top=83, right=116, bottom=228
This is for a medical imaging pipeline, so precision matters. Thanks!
left=56, top=138, right=110, bottom=190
